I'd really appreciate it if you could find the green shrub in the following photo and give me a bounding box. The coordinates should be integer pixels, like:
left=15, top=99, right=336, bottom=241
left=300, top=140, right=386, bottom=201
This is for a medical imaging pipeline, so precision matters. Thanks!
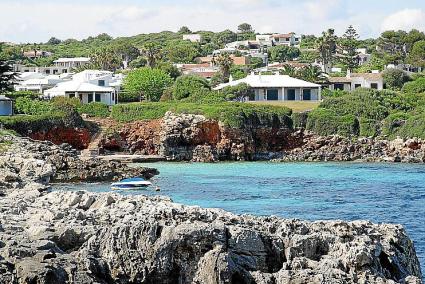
left=181, top=89, right=226, bottom=104
left=172, top=75, right=210, bottom=100
left=5, top=91, right=38, bottom=100
left=306, top=108, right=359, bottom=136
left=382, top=68, right=409, bottom=90
left=402, top=77, right=425, bottom=94
left=394, top=112, right=425, bottom=139
left=122, top=67, right=173, bottom=102
left=77, top=102, right=110, bottom=118
left=359, top=118, right=379, bottom=137
left=111, top=102, right=292, bottom=128
left=15, top=97, right=52, bottom=115
left=381, top=112, right=410, bottom=137
left=291, top=112, right=308, bottom=128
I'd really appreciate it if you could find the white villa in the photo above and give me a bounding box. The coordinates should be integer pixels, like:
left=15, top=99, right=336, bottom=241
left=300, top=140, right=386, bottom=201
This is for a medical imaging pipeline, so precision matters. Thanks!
left=215, top=74, right=321, bottom=101
left=44, top=70, right=122, bottom=105
left=182, top=34, right=202, bottom=43
left=14, top=72, right=70, bottom=93
left=328, top=71, right=384, bottom=91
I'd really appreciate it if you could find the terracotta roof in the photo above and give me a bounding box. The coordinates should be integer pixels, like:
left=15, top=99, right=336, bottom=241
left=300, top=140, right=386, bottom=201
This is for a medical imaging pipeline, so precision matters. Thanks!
left=328, top=77, right=352, bottom=83
left=272, top=33, right=292, bottom=38
left=181, top=63, right=211, bottom=71
left=350, top=73, right=382, bottom=80
left=190, top=71, right=217, bottom=78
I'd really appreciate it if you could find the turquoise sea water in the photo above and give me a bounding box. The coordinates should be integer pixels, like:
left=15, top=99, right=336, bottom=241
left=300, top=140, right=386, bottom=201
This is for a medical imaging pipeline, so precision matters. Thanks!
left=54, top=162, right=425, bottom=274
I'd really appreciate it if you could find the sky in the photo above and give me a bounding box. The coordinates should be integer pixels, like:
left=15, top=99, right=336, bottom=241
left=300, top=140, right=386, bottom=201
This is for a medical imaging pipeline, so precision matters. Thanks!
left=1, top=0, right=425, bottom=43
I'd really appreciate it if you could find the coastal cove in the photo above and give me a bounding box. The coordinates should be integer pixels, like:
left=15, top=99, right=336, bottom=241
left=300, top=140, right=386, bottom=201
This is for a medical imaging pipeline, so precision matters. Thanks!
left=54, top=161, right=425, bottom=276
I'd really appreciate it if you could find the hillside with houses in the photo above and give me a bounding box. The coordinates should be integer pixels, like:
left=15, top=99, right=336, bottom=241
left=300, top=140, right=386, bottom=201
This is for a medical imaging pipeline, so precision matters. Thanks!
left=1, top=24, right=425, bottom=140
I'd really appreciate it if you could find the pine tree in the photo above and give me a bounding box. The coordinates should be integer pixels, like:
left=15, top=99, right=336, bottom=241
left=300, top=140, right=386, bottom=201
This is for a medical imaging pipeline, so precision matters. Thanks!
left=0, top=59, right=16, bottom=93
left=338, top=25, right=360, bottom=71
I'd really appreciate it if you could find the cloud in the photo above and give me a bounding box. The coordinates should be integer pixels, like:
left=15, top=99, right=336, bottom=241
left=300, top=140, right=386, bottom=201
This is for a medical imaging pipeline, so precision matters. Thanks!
left=381, top=9, right=425, bottom=32
left=0, top=0, right=424, bottom=43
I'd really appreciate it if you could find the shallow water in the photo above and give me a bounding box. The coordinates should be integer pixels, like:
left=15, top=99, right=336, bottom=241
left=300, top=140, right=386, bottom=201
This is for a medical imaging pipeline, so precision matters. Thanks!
left=54, top=162, right=425, bottom=274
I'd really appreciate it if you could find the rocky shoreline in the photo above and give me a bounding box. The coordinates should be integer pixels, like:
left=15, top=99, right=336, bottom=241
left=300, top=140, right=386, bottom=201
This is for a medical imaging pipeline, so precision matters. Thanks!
left=0, top=134, right=423, bottom=283
left=96, top=112, right=425, bottom=164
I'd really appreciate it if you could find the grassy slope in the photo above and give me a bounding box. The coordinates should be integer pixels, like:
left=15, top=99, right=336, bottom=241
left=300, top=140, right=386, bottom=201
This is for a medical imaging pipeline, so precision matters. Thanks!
left=247, top=101, right=320, bottom=113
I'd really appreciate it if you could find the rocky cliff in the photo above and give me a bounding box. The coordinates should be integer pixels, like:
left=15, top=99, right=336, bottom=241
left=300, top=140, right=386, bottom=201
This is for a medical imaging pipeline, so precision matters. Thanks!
left=0, top=134, right=423, bottom=283
left=97, top=112, right=425, bottom=163
left=99, top=112, right=302, bottom=162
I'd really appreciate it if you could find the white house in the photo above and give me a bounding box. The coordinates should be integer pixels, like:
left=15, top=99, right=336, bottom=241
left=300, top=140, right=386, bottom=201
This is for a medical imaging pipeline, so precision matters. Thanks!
left=15, top=72, right=67, bottom=94
left=215, top=74, right=321, bottom=101
left=328, top=71, right=384, bottom=91
left=255, top=35, right=273, bottom=47
left=0, top=95, right=13, bottom=116
left=44, top=70, right=121, bottom=105
left=182, top=34, right=201, bottom=43
left=270, top=33, right=301, bottom=47
left=53, top=57, right=91, bottom=69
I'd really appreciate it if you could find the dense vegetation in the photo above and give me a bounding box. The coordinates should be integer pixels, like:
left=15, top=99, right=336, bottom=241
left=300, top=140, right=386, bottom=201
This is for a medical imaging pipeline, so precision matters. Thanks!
left=306, top=75, right=425, bottom=139
left=111, top=102, right=292, bottom=128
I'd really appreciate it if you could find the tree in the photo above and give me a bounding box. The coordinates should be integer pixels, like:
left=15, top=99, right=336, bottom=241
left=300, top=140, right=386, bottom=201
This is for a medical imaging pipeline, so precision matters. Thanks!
left=408, top=40, right=425, bottom=68
left=213, top=30, right=237, bottom=46
left=279, top=64, right=298, bottom=77
left=382, top=68, right=410, bottom=90
left=298, top=65, right=327, bottom=83
left=0, top=59, right=16, bottom=93
left=113, top=43, right=140, bottom=65
left=129, top=56, right=147, bottom=69
left=156, top=61, right=182, bottom=80
left=316, top=29, right=337, bottom=73
left=249, top=57, right=264, bottom=69
left=89, top=47, right=121, bottom=71
left=47, top=37, right=62, bottom=45
left=222, top=83, right=253, bottom=101
left=141, top=43, right=162, bottom=67
left=164, top=40, right=200, bottom=63
left=122, top=68, right=173, bottom=102
left=338, top=25, right=360, bottom=71
left=172, top=75, right=210, bottom=100
left=378, top=30, right=407, bottom=64
left=213, top=53, right=234, bottom=82
left=237, top=23, right=253, bottom=34
left=178, top=26, right=192, bottom=34
left=268, top=45, right=300, bottom=62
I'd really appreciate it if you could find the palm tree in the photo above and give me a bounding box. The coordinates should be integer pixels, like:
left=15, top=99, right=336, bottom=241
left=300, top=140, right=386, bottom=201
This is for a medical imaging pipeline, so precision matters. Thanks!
left=279, top=64, right=298, bottom=78
left=141, top=43, right=162, bottom=68
left=213, top=53, right=233, bottom=82
left=299, top=65, right=327, bottom=83
left=315, top=29, right=337, bottom=73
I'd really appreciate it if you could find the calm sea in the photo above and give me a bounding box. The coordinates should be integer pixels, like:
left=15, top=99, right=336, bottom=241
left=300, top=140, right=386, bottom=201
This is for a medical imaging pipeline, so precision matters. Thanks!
left=54, top=162, right=425, bottom=274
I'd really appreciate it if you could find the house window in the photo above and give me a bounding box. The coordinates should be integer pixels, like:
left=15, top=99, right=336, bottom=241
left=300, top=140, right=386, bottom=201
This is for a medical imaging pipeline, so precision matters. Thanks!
left=53, top=69, right=58, bottom=74
left=45, top=70, right=50, bottom=74
left=266, top=89, right=279, bottom=101
left=79, top=94, right=83, bottom=101
left=62, top=69, right=67, bottom=73
left=334, top=83, right=345, bottom=90
left=95, top=93, right=101, bottom=102
left=88, top=93, right=93, bottom=103
left=354, top=84, right=361, bottom=89
left=303, top=89, right=311, bottom=100
left=98, top=80, right=105, bottom=86
left=112, top=93, right=115, bottom=101
left=287, top=89, right=296, bottom=101
left=68, top=93, right=75, bottom=98
left=371, top=83, right=378, bottom=89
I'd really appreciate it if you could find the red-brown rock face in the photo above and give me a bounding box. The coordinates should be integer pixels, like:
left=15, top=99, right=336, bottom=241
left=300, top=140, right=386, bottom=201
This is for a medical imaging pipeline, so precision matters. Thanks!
left=30, top=127, right=91, bottom=150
